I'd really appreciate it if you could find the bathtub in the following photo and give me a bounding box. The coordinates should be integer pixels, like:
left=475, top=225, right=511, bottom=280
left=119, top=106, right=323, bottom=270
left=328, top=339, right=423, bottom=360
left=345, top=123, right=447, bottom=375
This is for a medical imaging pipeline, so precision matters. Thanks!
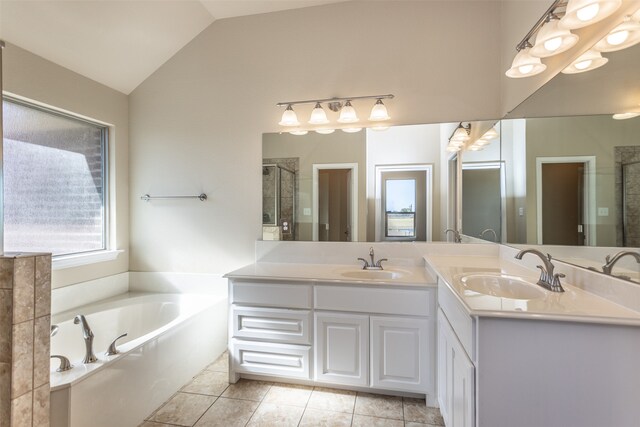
left=50, top=292, right=227, bottom=427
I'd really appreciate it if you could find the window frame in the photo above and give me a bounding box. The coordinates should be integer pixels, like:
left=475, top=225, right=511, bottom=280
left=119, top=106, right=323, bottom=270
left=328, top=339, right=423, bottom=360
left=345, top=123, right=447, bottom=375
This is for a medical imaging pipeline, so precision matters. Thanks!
left=3, top=95, right=112, bottom=261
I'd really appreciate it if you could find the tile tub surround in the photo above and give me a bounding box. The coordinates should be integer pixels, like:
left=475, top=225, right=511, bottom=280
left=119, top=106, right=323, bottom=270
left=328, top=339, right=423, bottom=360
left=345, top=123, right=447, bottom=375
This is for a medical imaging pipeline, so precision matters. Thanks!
left=0, top=253, right=52, bottom=427
left=142, top=352, right=445, bottom=427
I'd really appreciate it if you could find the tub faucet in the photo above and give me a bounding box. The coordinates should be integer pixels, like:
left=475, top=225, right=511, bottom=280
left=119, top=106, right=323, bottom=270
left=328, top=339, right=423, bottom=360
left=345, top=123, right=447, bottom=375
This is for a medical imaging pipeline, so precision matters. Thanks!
left=515, top=248, right=565, bottom=292
left=357, top=247, right=387, bottom=270
left=444, top=229, right=462, bottom=243
left=602, top=251, right=640, bottom=276
left=73, top=315, right=98, bottom=363
left=480, top=228, right=498, bottom=242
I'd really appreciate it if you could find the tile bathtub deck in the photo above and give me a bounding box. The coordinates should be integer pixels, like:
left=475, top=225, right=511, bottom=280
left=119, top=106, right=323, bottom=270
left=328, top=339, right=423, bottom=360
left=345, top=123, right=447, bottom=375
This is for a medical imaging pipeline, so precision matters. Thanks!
left=141, top=353, right=445, bottom=427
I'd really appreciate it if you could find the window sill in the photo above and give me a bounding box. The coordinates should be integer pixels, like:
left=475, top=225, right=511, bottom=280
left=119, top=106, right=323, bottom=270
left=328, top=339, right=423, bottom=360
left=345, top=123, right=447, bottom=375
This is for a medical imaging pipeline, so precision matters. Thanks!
left=52, top=250, right=124, bottom=270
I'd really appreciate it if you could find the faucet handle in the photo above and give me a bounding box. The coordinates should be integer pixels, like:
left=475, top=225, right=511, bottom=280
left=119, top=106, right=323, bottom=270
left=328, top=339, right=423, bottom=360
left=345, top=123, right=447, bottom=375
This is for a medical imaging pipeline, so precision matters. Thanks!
left=51, top=355, right=73, bottom=372
left=376, top=258, right=388, bottom=269
left=105, top=333, right=128, bottom=356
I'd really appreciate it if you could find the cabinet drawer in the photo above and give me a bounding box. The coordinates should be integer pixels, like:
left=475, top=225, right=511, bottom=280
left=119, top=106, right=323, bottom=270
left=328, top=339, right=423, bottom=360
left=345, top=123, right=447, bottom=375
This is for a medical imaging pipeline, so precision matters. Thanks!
left=232, top=307, right=311, bottom=344
left=231, top=340, right=311, bottom=379
left=231, top=281, right=312, bottom=309
left=315, top=285, right=433, bottom=316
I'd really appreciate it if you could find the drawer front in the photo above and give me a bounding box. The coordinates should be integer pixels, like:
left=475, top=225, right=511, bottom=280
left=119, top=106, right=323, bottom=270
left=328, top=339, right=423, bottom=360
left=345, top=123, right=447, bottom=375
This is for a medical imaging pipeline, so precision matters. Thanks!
left=231, top=340, right=311, bottom=379
left=232, top=307, right=311, bottom=344
left=231, top=281, right=312, bottom=309
left=315, top=285, right=433, bottom=316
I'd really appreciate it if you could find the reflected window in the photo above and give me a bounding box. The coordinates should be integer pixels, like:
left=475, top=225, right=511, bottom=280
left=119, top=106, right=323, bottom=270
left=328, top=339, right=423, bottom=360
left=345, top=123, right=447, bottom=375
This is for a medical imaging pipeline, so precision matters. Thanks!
left=3, top=98, right=108, bottom=256
left=385, top=179, right=416, bottom=237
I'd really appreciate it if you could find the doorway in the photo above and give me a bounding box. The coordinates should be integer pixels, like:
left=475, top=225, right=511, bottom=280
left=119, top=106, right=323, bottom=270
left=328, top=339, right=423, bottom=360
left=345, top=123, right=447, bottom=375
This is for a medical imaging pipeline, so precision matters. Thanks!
left=462, top=162, right=505, bottom=242
left=375, top=165, right=433, bottom=241
left=312, top=163, right=358, bottom=242
left=536, top=156, right=596, bottom=245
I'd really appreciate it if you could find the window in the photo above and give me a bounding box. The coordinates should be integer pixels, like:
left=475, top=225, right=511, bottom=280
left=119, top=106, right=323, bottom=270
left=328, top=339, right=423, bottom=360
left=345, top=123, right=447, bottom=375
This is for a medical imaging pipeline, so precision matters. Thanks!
left=3, top=98, right=108, bottom=256
left=385, top=179, right=416, bottom=238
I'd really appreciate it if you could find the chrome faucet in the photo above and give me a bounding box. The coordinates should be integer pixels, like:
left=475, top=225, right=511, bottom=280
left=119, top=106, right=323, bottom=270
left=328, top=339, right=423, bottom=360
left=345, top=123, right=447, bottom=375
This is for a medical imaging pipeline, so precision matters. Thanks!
left=514, top=248, right=565, bottom=292
left=480, top=228, right=498, bottom=242
left=73, top=315, right=98, bottom=363
left=602, top=251, right=640, bottom=276
left=444, top=228, right=462, bottom=243
left=358, top=247, right=387, bottom=270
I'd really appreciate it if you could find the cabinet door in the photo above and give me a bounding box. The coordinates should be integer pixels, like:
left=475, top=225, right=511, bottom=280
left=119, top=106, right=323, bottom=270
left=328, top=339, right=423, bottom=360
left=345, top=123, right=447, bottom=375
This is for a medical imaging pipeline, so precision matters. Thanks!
left=371, top=316, right=431, bottom=393
left=438, top=309, right=475, bottom=427
left=315, top=312, right=369, bottom=386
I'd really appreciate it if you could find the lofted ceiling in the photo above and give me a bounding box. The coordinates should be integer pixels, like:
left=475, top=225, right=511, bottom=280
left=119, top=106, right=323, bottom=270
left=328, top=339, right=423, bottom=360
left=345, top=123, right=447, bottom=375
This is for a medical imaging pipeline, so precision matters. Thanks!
left=0, top=0, right=345, bottom=94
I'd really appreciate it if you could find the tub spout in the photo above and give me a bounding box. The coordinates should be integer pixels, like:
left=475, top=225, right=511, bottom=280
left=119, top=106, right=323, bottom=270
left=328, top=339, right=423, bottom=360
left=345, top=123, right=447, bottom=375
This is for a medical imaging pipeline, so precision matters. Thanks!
left=73, top=315, right=98, bottom=363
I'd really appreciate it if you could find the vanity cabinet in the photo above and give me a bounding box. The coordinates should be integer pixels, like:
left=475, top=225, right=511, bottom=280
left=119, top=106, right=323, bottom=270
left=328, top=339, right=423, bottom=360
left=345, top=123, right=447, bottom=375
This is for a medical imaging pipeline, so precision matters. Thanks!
left=228, top=278, right=436, bottom=399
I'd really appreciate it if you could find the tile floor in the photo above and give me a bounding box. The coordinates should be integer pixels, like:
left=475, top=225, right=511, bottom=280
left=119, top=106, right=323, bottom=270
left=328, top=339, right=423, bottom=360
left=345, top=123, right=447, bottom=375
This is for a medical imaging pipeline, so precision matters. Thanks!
left=141, top=352, right=445, bottom=427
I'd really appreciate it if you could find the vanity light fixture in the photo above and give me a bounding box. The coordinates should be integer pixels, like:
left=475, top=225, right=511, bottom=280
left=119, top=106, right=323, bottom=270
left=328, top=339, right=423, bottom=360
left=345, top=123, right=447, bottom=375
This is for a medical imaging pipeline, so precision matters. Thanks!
left=612, top=111, right=640, bottom=120
left=481, top=127, right=499, bottom=140
left=450, top=123, right=471, bottom=143
left=506, top=46, right=547, bottom=78
left=279, top=105, right=300, bottom=127
left=309, top=102, right=330, bottom=125
left=560, top=0, right=622, bottom=29
left=594, top=16, right=640, bottom=52
left=530, top=14, right=579, bottom=58
left=276, top=94, right=394, bottom=134
left=562, top=49, right=608, bottom=73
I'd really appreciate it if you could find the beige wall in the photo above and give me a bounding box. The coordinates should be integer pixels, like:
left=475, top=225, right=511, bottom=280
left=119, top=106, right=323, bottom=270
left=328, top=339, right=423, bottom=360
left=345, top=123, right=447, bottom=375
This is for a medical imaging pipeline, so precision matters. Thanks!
left=3, top=43, right=129, bottom=288
left=129, top=1, right=505, bottom=274
left=263, top=131, right=367, bottom=241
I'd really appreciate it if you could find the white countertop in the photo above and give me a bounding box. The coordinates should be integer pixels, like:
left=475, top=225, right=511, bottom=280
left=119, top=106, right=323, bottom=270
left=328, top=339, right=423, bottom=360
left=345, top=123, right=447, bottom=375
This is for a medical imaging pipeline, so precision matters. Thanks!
left=225, top=262, right=436, bottom=287
left=424, top=254, right=640, bottom=326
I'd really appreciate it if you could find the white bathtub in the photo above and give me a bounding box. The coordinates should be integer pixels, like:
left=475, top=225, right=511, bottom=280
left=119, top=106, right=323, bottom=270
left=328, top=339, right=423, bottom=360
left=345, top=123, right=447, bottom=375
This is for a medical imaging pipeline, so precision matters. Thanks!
left=50, top=292, right=228, bottom=427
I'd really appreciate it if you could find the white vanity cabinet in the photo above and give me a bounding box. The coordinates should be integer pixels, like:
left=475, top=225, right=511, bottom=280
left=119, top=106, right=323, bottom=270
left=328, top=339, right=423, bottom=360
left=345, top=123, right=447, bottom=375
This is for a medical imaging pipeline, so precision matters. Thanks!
left=228, top=277, right=437, bottom=398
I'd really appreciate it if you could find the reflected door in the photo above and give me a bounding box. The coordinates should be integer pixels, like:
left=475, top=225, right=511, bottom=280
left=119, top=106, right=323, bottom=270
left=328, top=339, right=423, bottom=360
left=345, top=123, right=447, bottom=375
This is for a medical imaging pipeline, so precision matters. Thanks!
left=318, top=169, right=351, bottom=242
left=381, top=171, right=426, bottom=241
left=462, top=166, right=502, bottom=242
left=541, top=162, right=585, bottom=245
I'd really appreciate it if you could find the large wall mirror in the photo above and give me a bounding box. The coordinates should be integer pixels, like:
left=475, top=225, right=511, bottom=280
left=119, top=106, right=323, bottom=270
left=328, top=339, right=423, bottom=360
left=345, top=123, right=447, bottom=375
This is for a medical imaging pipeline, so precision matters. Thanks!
left=487, top=43, right=640, bottom=281
left=262, top=120, right=496, bottom=242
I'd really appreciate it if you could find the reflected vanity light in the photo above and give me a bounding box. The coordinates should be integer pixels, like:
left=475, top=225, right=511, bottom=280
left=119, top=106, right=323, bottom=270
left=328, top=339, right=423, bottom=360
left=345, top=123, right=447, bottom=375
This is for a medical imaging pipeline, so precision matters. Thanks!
left=560, top=0, right=622, bottom=29
left=612, top=111, right=640, bottom=120
left=562, top=49, right=608, bottom=73
left=289, top=129, right=309, bottom=135
left=594, top=17, right=640, bottom=52
left=315, top=128, right=335, bottom=134
left=276, top=94, right=393, bottom=133
left=341, top=127, right=362, bottom=133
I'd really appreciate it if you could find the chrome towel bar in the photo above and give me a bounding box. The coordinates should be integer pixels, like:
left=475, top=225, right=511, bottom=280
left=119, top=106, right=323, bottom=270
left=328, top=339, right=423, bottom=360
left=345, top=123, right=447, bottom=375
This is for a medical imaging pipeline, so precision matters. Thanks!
left=141, top=193, right=207, bottom=202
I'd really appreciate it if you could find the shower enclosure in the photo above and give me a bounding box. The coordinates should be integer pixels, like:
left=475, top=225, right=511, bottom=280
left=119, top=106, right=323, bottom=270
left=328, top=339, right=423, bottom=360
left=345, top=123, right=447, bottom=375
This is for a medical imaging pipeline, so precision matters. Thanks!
left=262, top=162, right=296, bottom=240
left=615, top=147, right=640, bottom=247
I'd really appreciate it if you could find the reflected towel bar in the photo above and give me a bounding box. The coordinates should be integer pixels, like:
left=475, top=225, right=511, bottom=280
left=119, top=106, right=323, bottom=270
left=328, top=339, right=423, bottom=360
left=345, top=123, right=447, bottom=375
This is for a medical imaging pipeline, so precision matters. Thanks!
left=141, top=193, right=207, bottom=202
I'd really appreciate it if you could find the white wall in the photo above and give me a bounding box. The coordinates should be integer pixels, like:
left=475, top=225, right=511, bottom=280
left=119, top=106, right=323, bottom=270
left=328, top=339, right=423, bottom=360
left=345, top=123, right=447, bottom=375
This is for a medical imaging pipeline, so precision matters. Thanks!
left=128, top=1, right=504, bottom=274
left=3, top=43, right=129, bottom=289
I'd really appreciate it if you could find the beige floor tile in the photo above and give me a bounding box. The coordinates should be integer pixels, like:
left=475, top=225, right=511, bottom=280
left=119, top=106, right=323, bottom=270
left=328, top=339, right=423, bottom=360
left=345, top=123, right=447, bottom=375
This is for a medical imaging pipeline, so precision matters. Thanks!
left=263, top=383, right=313, bottom=407
left=182, top=370, right=229, bottom=396
left=404, top=423, right=431, bottom=427
left=149, top=392, right=216, bottom=426
left=221, top=379, right=272, bottom=401
left=194, top=397, right=259, bottom=427
left=403, top=399, right=444, bottom=425
left=299, top=408, right=352, bottom=427
left=207, top=352, right=229, bottom=373
left=246, top=402, right=304, bottom=427
left=355, top=392, right=403, bottom=420
left=352, top=414, right=404, bottom=427
left=140, top=422, right=181, bottom=427
left=307, top=387, right=356, bottom=413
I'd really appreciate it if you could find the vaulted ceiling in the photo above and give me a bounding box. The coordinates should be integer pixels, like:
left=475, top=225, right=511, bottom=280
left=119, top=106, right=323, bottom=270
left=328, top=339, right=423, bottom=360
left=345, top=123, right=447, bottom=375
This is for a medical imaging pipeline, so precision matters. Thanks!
left=0, top=0, right=345, bottom=94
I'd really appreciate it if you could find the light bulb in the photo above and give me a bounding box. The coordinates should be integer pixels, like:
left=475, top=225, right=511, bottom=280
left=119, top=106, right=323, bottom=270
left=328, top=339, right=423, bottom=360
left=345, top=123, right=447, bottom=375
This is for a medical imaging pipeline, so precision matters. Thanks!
left=341, top=127, right=362, bottom=133
left=607, top=30, right=629, bottom=45
left=289, top=130, right=308, bottom=136
left=574, top=59, right=593, bottom=70
left=369, top=99, right=390, bottom=121
left=544, top=36, right=563, bottom=52
left=309, top=102, right=329, bottom=125
left=482, top=128, right=499, bottom=140
left=337, top=100, right=359, bottom=123
left=315, top=128, right=335, bottom=134
left=518, top=64, right=534, bottom=74
left=576, top=3, right=599, bottom=21
left=279, top=105, right=300, bottom=127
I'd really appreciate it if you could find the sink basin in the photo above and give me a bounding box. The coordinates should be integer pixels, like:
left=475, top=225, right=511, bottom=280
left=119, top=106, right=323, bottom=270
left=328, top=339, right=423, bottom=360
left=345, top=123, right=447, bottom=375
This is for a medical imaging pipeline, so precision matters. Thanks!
left=459, top=274, right=546, bottom=300
left=339, top=269, right=407, bottom=280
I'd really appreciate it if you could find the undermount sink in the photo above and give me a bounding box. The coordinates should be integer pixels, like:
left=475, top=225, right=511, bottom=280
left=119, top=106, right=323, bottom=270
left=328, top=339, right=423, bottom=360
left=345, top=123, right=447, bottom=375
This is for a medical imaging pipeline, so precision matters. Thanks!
left=459, top=274, right=546, bottom=300
left=339, top=269, right=407, bottom=280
